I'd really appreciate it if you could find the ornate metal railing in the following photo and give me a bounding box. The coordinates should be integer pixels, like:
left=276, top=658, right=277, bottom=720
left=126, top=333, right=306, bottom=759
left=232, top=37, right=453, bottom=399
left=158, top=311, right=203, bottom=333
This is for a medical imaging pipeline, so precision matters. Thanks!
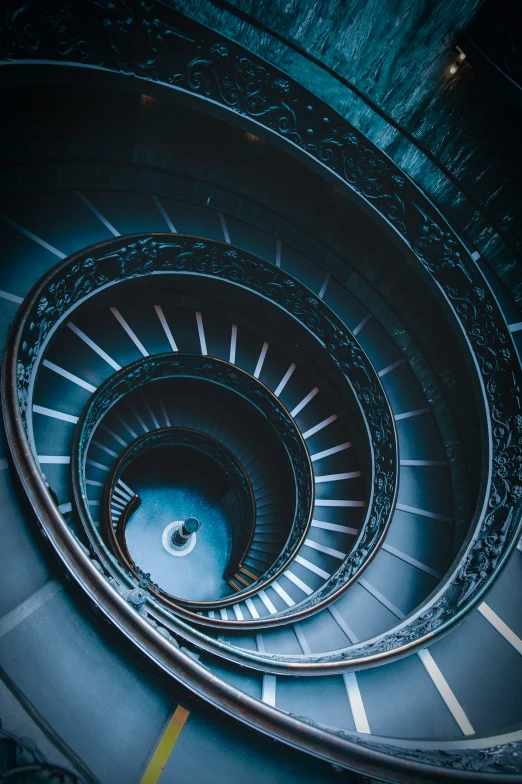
left=2, top=3, right=522, bottom=777
left=4, top=201, right=521, bottom=645
left=7, top=233, right=395, bottom=628
left=5, top=221, right=522, bottom=658
left=0, top=0, right=513, bottom=657
left=74, top=353, right=310, bottom=609
left=103, top=426, right=257, bottom=596
left=4, top=3, right=520, bottom=640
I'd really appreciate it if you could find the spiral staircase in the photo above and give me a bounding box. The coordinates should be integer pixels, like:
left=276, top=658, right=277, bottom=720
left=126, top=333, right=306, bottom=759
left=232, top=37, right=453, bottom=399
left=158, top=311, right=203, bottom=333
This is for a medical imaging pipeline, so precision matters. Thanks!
left=0, top=3, right=522, bottom=783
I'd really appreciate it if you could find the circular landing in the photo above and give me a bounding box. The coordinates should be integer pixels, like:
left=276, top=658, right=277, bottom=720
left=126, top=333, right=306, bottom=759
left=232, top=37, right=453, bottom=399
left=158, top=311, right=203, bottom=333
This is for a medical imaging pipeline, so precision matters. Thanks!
left=123, top=447, right=233, bottom=601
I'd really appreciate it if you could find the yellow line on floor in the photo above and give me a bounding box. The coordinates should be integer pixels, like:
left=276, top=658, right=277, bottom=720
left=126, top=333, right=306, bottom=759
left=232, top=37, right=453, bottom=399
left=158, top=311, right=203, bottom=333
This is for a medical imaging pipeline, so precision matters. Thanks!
left=140, top=705, right=190, bottom=784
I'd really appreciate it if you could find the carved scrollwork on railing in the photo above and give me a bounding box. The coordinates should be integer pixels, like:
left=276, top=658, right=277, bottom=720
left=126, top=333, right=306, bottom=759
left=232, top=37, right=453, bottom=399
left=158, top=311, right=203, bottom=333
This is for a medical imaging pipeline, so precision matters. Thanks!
left=16, top=256, right=110, bottom=438
left=0, top=1, right=498, bottom=290
left=73, top=351, right=315, bottom=606
left=340, top=733, right=522, bottom=777
left=9, top=223, right=522, bottom=650
left=3, top=0, right=518, bottom=631
left=2, top=4, right=522, bottom=777
left=75, top=359, right=310, bottom=608
left=2, top=0, right=521, bottom=655
left=103, top=427, right=257, bottom=600
left=257, top=276, right=522, bottom=662
left=15, top=235, right=394, bottom=627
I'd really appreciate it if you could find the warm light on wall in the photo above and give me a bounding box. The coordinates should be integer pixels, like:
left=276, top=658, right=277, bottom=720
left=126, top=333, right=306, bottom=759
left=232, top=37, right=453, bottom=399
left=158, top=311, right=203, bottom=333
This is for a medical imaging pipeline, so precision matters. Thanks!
left=140, top=94, right=157, bottom=108
left=245, top=132, right=266, bottom=146
left=448, top=47, right=466, bottom=76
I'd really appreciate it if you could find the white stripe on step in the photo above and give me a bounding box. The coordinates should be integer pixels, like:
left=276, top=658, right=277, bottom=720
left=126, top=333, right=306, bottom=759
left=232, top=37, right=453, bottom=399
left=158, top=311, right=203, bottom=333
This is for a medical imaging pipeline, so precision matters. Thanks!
left=291, top=387, right=319, bottom=417
left=230, top=324, right=237, bottom=364
left=254, top=342, right=269, bottom=379
left=394, top=408, right=431, bottom=421
left=0, top=212, right=66, bottom=257
left=110, top=308, right=149, bottom=356
left=219, top=212, right=231, bottom=243
left=86, top=459, right=109, bottom=472
left=396, top=503, right=452, bottom=523
left=318, top=272, right=330, bottom=299
left=302, top=414, right=338, bottom=440
left=102, top=425, right=127, bottom=448
left=152, top=194, right=177, bottom=232
left=310, top=442, right=352, bottom=462
left=274, top=363, right=296, bottom=397
left=272, top=581, right=295, bottom=606
left=262, top=674, right=276, bottom=707
left=33, top=405, right=78, bottom=424
left=144, top=398, right=160, bottom=429
left=352, top=313, right=371, bottom=336
left=42, top=360, right=96, bottom=393
left=315, top=471, right=361, bottom=483
left=329, top=605, right=358, bottom=644
left=381, top=543, right=442, bottom=579
left=295, top=554, right=330, bottom=580
left=91, top=440, right=118, bottom=459
left=74, top=190, right=120, bottom=236
left=196, top=311, right=207, bottom=355
left=304, top=538, right=346, bottom=559
left=315, top=499, right=365, bottom=508
left=0, top=580, right=63, bottom=640
left=359, top=578, right=404, bottom=619
left=115, top=413, right=138, bottom=440
left=284, top=570, right=313, bottom=596
left=245, top=598, right=259, bottom=619
left=478, top=602, right=522, bottom=656
left=258, top=590, right=277, bottom=615
left=418, top=650, right=475, bottom=736
left=154, top=305, right=178, bottom=352
left=378, top=358, right=405, bottom=377
left=343, top=673, right=370, bottom=734
left=311, top=519, right=358, bottom=535
left=0, top=289, right=23, bottom=304
left=129, top=403, right=149, bottom=434
left=294, top=623, right=311, bottom=654
left=67, top=322, right=121, bottom=371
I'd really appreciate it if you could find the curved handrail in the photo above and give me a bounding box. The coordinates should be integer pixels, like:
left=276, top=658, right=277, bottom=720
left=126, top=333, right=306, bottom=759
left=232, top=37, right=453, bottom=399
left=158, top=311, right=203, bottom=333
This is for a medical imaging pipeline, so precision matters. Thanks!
left=8, top=233, right=395, bottom=628
left=103, top=427, right=257, bottom=597
left=12, top=0, right=515, bottom=653
left=2, top=6, right=522, bottom=778
left=5, top=221, right=521, bottom=646
left=1, top=6, right=522, bottom=771
left=75, top=355, right=311, bottom=608
left=2, top=0, right=521, bottom=657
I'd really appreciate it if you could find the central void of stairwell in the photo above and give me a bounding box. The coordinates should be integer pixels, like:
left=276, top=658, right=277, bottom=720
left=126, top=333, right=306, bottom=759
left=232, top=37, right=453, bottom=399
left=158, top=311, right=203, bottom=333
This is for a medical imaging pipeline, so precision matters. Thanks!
left=123, top=446, right=233, bottom=601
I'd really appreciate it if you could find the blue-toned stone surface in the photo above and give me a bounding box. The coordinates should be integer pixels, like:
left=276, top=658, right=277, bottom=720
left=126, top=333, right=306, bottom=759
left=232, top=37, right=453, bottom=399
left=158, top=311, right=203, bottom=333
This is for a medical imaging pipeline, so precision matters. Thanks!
left=171, top=0, right=522, bottom=299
